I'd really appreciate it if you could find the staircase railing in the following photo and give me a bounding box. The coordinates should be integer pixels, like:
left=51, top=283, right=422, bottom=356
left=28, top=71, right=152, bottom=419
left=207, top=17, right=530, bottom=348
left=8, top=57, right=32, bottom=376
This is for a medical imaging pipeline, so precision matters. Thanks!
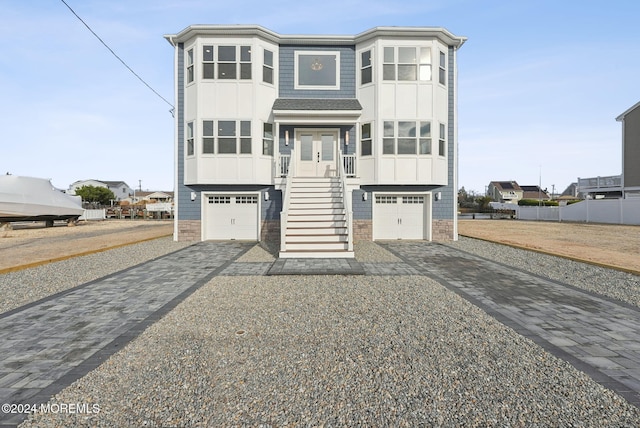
left=338, top=148, right=354, bottom=252
left=280, top=148, right=295, bottom=253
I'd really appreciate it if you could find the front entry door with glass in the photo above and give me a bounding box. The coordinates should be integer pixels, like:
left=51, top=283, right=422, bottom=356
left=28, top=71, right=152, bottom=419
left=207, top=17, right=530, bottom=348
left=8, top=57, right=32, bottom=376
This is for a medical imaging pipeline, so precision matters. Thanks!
left=296, top=130, right=337, bottom=177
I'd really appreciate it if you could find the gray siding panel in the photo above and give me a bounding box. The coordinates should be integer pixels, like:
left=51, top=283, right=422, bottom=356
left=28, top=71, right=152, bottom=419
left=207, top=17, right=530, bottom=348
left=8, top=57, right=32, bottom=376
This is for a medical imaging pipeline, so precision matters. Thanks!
left=352, top=189, right=372, bottom=220
left=176, top=43, right=202, bottom=221
left=433, top=45, right=456, bottom=220
left=279, top=45, right=356, bottom=98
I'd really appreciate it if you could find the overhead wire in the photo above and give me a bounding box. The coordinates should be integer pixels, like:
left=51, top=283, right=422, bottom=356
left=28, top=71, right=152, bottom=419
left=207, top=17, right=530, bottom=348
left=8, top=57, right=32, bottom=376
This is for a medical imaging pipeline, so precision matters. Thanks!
left=59, top=0, right=175, bottom=116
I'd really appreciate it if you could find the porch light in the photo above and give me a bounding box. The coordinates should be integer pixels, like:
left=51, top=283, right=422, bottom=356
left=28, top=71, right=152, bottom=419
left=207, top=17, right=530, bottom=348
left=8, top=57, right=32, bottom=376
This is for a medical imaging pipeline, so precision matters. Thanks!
left=285, top=130, right=289, bottom=146
left=345, top=131, right=349, bottom=145
left=363, top=192, right=367, bottom=201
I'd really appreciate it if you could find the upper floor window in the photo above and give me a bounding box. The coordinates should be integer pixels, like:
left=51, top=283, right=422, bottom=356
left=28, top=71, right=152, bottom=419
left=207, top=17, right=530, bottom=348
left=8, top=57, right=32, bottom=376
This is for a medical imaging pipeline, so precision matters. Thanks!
left=383, top=47, right=431, bottom=82
left=439, top=51, right=446, bottom=85
left=383, top=120, right=432, bottom=155
left=361, top=50, right=372, bottom=85
left=186, top=48, right=194, bottom=83
left=201, top=45, right=252, bottom=81
left=263, top=49, right=274, bottom=84
left=295, top=51, right=339, bottom=90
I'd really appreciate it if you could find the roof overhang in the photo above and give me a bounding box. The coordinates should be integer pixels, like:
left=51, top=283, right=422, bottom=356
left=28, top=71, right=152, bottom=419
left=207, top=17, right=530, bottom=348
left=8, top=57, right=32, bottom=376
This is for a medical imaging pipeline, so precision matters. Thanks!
left=272, top=98, right=362, bottom=124
left=616, top=100, right=640, bottom=122
left=164, top=25, right=466, bottom=48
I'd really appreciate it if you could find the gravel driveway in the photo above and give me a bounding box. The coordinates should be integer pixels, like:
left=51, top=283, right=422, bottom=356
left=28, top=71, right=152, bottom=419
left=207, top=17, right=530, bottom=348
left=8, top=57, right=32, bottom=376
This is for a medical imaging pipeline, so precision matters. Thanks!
left=18, top=240, right=640, bottom=427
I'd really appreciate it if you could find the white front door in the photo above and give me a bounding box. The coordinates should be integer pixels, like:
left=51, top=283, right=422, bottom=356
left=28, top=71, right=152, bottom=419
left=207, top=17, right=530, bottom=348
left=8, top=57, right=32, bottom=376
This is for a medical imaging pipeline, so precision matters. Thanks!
left=297, top=130, right=337, bottom=177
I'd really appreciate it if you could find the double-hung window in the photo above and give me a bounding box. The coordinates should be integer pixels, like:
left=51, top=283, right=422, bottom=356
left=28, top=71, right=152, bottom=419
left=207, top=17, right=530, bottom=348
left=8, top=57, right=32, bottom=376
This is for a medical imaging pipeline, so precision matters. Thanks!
left=186, top=48, right=194, bottom=83
left=202, top=120, right=214, bottom=154
left=438, top=123, right=446, bottom=156
left=361, top=123, right=372, bottom=156
left=202, top=46, right=215, bottom=79
left=439, top=51, right=446, bottom=85
left=263, top=49, right=274, bottom=84
left=186, top=121, right=194, bottom=156
left=262, top=123, right=274, bottom=156
left=361, top=50, right=372, bottom=85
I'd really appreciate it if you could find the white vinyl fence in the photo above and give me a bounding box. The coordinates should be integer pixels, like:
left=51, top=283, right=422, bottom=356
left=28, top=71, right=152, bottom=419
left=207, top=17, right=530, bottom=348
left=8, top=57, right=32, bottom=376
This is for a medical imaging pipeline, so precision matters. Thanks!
left=516, top=199, right=640, bottom=225
left=79, top=209, right=105, bottom=221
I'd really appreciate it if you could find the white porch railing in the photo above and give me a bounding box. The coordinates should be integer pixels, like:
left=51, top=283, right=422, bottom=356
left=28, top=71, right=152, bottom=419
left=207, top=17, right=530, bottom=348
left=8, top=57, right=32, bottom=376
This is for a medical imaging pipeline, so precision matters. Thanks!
left=278, top=153, right=355, bottom=177
left=278, top=155, right=291, bottom=177
left=338, top=149, right=354, bottom=252
left=343, top=154, right=356, bottom=177
left=280, top=148, right=295, bottom=253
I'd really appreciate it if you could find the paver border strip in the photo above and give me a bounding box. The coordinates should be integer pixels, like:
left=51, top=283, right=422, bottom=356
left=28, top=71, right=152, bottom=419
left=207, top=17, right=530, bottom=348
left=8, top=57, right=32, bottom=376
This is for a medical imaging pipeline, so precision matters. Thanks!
left=381, top=242, right=640, bottom=408
left=0, top=242, right=253, bottom=428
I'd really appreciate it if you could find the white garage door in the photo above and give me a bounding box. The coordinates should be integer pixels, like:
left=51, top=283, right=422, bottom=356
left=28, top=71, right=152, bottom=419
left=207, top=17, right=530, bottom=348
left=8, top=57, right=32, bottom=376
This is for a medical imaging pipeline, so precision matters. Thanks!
left=204, top=194, right=259, bottom=240
left=373, top=195, right=427, bottom=240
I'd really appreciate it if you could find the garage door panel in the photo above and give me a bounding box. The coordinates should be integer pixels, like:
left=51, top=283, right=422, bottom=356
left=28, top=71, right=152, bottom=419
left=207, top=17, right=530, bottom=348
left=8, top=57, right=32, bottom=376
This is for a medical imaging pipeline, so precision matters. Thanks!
left=374, top=194, right=427, bottom=240
left=373, top=195, right=398, bottom=240
left=204, top=194, right=258, bottom=241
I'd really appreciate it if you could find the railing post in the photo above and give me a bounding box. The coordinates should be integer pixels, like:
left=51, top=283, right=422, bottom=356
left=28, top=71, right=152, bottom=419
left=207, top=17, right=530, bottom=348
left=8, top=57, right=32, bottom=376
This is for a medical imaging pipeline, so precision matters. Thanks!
left=338, top=149, right=353, bottom=252
left=280, top=148, right=295, bottom=254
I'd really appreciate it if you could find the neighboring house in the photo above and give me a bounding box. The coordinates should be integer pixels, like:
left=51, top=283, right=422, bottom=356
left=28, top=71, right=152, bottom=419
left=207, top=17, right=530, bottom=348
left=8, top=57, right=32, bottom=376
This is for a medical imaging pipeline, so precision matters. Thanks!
left=68, top=180, right=133, bottom=201
left=125, top=191, right=174, bottom=204
left=488, top=181, right=523, bottom=204
left=520, top=185, right=551, bottom=201
left=616, top=101, right=640, bottom=198
left=577, top=100, right=640, bottom=199
left=165, top=25, right=466, bottom=256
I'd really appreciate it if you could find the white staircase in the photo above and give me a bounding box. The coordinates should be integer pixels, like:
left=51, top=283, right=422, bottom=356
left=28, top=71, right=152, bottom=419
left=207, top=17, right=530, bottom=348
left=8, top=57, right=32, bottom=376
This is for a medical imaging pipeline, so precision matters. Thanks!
left=279, top=176, right=354, bottom=258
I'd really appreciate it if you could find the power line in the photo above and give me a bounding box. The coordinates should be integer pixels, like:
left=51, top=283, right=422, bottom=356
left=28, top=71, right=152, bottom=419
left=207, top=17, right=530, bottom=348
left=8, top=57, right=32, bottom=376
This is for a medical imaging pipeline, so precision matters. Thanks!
left=59, top=0, right=174, bottom=116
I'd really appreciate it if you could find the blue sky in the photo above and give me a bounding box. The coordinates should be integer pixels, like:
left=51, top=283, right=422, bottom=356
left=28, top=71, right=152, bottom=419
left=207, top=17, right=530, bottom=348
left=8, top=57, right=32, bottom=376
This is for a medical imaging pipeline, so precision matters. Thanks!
left=1, top=0, right=638, bottom=195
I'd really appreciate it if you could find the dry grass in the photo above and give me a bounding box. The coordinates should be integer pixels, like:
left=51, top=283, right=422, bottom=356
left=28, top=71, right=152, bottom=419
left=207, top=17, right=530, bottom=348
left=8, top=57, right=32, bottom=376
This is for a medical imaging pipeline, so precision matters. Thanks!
left=458, top=220, right=640, bottom=274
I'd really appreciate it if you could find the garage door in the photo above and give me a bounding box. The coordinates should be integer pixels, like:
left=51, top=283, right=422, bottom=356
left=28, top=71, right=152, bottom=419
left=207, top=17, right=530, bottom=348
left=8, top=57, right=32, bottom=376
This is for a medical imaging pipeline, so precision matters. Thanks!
left=204, top=194, right=259, bottom=240
left=373, top=195, right=427, bottom=240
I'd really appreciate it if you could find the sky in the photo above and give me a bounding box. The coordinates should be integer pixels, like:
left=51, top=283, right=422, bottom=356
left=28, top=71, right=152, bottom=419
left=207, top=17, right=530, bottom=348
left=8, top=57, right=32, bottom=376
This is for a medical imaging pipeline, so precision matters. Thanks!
left=1, top=0, right=638, bottom=195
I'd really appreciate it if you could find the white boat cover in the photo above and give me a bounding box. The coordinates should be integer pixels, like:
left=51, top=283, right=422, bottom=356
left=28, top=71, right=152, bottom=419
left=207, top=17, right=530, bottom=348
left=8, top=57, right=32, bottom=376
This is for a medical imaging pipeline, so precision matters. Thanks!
left=0, top=175, right=84, bottom=221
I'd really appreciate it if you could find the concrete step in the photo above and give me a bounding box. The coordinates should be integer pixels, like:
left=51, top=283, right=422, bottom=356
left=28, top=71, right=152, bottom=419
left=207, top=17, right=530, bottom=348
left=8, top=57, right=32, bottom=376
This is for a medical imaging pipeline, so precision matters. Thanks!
left=287, top=226, right=347, bottom=235
left=284, top=241, right=349, bottom=251
left=288, top=210, right=345, bottom=222
left=287, top=220, right=346, bottom=228
left=278, top=250, right=355, bottom=259
left=286, top=234, right=348, bottom=242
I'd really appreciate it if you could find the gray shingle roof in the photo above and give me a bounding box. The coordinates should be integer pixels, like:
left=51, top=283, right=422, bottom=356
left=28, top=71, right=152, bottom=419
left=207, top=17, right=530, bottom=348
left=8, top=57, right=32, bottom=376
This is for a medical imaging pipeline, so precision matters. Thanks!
left=272, top=98, right=362, bottom=111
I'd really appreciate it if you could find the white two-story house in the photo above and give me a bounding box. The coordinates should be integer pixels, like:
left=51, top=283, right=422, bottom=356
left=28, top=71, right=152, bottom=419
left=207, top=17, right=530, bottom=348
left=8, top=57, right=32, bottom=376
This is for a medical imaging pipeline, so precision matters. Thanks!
left=165, top=25, right=466, bottom=257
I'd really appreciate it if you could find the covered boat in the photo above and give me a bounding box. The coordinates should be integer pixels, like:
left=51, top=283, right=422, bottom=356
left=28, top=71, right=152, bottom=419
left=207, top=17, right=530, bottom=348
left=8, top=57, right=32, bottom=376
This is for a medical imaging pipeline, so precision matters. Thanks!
left=0, top=175, right=84, bottom=224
